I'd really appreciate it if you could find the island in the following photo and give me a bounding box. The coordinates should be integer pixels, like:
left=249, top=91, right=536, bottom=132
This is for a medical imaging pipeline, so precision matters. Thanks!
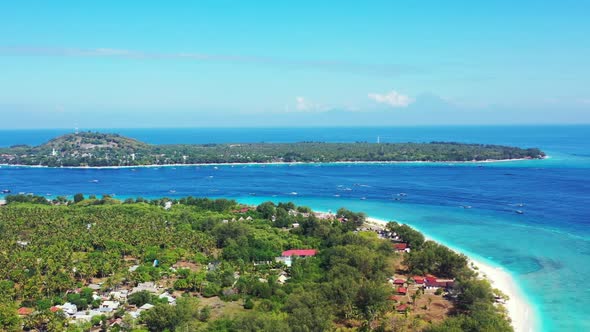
left=0, top=194, right=514, bottom=331
left=0, top=132, right=545, bottom=167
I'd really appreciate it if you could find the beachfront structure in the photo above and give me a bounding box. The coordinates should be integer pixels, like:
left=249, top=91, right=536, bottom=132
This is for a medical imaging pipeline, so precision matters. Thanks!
left=424, top=276, right=455, bottom=290
left=394, top=243, right=410, bottom=253
left=275, top=249, right=318, bottom=267
left=412, top=276, right=425, bottom=285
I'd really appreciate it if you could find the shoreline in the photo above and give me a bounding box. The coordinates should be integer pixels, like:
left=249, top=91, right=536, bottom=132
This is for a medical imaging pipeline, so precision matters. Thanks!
left=364, top=216, right=537, bottom=332
left=0, top=157, right=544, bottom=169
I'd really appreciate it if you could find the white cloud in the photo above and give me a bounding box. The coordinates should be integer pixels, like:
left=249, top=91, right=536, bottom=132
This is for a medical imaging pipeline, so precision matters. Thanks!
left=294, top=96, right=323, bottom=112
left=368, top=90, right=414, bottom=108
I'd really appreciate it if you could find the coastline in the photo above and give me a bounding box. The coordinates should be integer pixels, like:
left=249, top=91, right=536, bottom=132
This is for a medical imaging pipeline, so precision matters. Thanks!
left=364, top=216, right=537, bottom=332
left=0, top=156, right=544, bottom=169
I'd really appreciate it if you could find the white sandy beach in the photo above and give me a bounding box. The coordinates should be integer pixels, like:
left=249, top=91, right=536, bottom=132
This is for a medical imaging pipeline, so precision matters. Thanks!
left=0, top=156, right=545, bottom=170
left=365, top=217, right=536, bottom=332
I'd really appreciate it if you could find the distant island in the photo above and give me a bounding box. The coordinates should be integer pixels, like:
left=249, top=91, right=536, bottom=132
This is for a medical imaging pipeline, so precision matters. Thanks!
left=0, top=132, right=545, bottom=167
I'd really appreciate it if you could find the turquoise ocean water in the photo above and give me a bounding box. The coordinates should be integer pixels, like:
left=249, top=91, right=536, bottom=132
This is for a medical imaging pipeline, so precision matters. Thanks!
left=1, top=125, right=589, bottom=331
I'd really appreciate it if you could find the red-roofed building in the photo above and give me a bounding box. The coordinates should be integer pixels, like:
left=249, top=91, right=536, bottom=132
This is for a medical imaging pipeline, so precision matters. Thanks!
left=394, top=243, right=410, bottom=252
left=396, top=304, right=409, bottom=312
left=50, top=306, right=61, bottom=313
left=232, top=207, right=251, bottom=214
left=276, top=249, right=318, bottom=267
left=388, top=295, right=400, bottom=302
left=281, top=249, right=317, bottom=257
left=412, top=276, right=425, bottom=284
left=17, top=307, right=33, bottom=316
left=397, top=287, right=407, bottom=295
left=393, top=279, right=406, bottom=285
left=425, top=276, right=455, bottom=290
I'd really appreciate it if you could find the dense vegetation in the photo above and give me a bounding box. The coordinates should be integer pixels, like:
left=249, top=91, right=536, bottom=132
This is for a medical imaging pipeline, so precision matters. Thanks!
left=0, top=195, right=512, bottom=331
left=0, top=132, right=545, bottom=167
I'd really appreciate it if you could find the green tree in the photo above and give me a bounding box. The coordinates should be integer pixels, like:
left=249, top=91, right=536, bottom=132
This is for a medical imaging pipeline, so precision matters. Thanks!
left=73, top=193, right=85, bottom=203
left=0, top=303, right=21, bottom=331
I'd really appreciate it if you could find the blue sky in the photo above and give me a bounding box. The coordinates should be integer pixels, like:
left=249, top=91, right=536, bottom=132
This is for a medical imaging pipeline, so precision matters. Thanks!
left=0, top=0, right=589, bottom=128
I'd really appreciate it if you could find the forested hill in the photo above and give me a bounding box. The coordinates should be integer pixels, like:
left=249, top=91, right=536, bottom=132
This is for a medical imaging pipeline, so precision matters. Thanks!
left=0, top=132, right=545, bottom=167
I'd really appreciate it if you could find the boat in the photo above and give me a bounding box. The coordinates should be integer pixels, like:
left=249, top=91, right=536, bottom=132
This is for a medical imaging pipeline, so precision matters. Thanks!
left=1, top=189, right=10, bottom=194
left=462, top=205, right=472, bottom=209
left=360, top=197, right=367, bottom=200
left=90, top=179, right=99, bottom=183
left=515, top=210, right=524, bottom=214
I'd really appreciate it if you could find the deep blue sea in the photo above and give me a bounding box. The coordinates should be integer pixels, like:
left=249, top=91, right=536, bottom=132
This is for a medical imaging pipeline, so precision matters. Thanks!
left=1, top=125, right=589, bottom=331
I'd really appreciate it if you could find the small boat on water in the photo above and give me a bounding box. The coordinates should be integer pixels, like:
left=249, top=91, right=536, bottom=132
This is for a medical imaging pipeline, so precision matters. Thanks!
left=515, top=210, right=524, bottom=214
left=1, top=189, right=10, bottom=194
left=462, top=205, right=472, bottom=209
left=90, top=179, right=99, bottom=183
left=360, top=197, right=367, bottom=200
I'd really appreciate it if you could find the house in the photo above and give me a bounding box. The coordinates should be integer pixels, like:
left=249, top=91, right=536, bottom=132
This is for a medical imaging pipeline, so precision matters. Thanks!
left=394, top=243, right=410, bottom=253
left=412, top=276, right=425, bottom=285
left=393, top=279, right=406, bottom=286
left=139, top=303, right=154, bottom=310
left=292, top=223, right=300, bottom=228
left=424, top=276, right=455, bottom=290
left=99, top=300, right=120, bottom=313
left=232, top=207, right=251, bottom=214
left=50, top=306, right=61, bottom=313
left=275, top=249, right=318, bottom=267
left=17, top=307, right=34, bottom=316
left=159, top=292, right=176, bottom=305
left=109, top=318, right=123, bottom=328
left=397, top=287, right=407, bottom=295
left=277, top=274, right=289, bottom=284
left=72, top=310, right=102, bottom=322
left=60, top=302, right=78, bottom=315
left=164, top=201, right=173, bottom=210
left=396, top=304, right=409, bottom=312
left=109, top=290, right=128, bottom=301
left=131, top=282, right=159, bottom=294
